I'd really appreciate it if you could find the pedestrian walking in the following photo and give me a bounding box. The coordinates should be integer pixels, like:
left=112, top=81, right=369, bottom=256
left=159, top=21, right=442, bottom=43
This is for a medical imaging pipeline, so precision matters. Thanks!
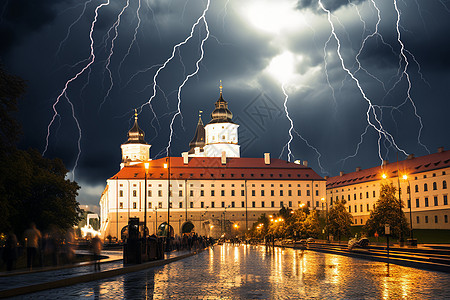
left=91, top=235, right=102, bottom=271
left=24, top=223, right=42, bottom=270
left=2, top=232, right=18, bottom=271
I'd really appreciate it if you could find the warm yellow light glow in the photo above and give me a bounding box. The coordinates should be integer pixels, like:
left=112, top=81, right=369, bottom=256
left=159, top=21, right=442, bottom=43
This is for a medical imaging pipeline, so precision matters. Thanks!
left=210, top=225, right=214, bottom=229
left=402, top=174, right=408, bottom=180
left=382, top=173, right=387, bottom=179
left=270, top=219, right=274, bottom=222
left=163, top=163, right=168, bottom=169
left=144, top=162, right=149, bottom=170
left=321, top=197, right=325, bottom=202
left=299, top=203, right=305, bottom=208
left=290, top=210, right=294, bottom=214
left=267, top=51, right=295, bottom=83
left=234, top=224, right=239, bottom=229
left=269, top=215, right=273, bottom=218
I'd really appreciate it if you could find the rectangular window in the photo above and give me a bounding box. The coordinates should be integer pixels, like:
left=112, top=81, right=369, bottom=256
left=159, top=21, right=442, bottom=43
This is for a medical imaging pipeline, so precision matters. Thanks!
left=280, top=190, right=284, bottom=196
left=316, top=190, right=319, bottom=196
left=373, top=191, right=376, bottom=197
left=252, top=190, right=256, bottom=196
left=211, top=201, right=215, bottom=208
left=444, top=195, right=448, bottom=205
left=354, top=205, right=357, bottom=212
left=132, top=190, right=137, bottom=197
left=211, top=190, right=215, bottom=196
left=252, top=201, right=256, bottom=208
left=133, top=202, right=137, bottom=209
left=416, top=198, right=420, bottom=207
left=425, top=216, right=428, bottom=223
left=407, top=199, right=411, bottom=209
left=119, top=202, right=123, bottom=209
left=148, top=191, right=152, bottom=197
left=349, top=206, right=351, bottom=213
left=190, top=190, right=193, bottom=197
left=445, top=215, right=448, bottom=223
left=201, top=202, right=204, bottom=208
left=307, top=190, right=310, bottom=196
left=261, top=190, right=265, bottom=196
left=179, top=202, right=182, bottom=208
left=366, top=192, right=369, bottom=198
left=222, top=201, right=225, bottom=208
left=288, top=190, right=292, bottom=196
left=360, top=204, right=363, bottom=212
left=241, top=201, right=245, bottom=207
left=262, top=201, right=265, bottom=207
left=231, top=201, right=235, bottom=208
left=231, top=190, right=235, bottom=196
left=158, top=202, right=163, bottom=208
left=298, top=190, right=301, bottom=196
left=200, top=190, right=204, bottom=197
left=307, top=201, right=310, bottom=207
left=360, top=193, right=362, bottom=199
left=367, top=204, right=369, bottom=211
left=280, top=201, right=284, bottom=207
left=190, top=202, right=193, bottom=208
left=148, top=202, right=152, bottom=209
left=179, top=190, right=183, bottom=197
left=158, top=190, right=163, bottom=197
left=315, top=201, right=318, bottom=207
left=289, top=201, right=293, bottom=207
left=435, top=215, right=438, bottom=223
left=119, top=190, right=123, bottom=197
left=425, top=197, right=429, bottom=207
left=434, top=196, right=438, bottom=206
left=241, top=190, right=245, bottom=196
left=221, top=190, right=225, bottom=196
left=271, top=190, right=275, bottom=196
left=169, top=202, right=172, bottom=208
left=354, top=194, right=356, bottom=200
left=416, top=216, right=420, bottom=223
left=271, top=201, right=275, bottom=208
left=348, top=195, right=350, bottom=201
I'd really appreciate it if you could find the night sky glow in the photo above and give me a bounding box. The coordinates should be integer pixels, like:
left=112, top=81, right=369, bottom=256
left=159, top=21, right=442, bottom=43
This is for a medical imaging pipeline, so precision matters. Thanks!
left=1, top=0, right=449, bottom=212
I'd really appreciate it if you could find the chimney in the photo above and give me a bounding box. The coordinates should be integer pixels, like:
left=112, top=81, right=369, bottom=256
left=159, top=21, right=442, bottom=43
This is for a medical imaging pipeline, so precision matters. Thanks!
left=382, top=160, right=389, bottom=166
left=221, top=151, right=227, bottom=165
left=303, top=160, right=308, bottom=167
left=438, top=147, right=444, bottom=153
left=340, top=171, right=344, bottom=176
left=264, top=153, right=270, bottom=165
left=182, top=152, right=189, bottom=164
left=356, top=167, right=361, bottom=172
left=407, top=154, right=415, bottom=160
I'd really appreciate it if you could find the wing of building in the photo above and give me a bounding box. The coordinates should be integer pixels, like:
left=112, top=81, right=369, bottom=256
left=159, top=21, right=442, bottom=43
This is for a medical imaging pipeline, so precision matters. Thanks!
left=100, top=84, right=326, bottom=240
left=326, top=148, right=450, bottom=229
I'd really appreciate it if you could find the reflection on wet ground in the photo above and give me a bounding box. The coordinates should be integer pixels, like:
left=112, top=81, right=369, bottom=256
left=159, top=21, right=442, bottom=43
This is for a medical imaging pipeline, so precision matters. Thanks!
left=21, top=244, right=450, bottom=299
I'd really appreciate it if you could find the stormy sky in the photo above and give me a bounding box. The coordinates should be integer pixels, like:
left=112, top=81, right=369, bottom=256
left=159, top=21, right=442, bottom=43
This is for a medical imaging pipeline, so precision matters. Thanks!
left=1, top=0, right=449, bottom=212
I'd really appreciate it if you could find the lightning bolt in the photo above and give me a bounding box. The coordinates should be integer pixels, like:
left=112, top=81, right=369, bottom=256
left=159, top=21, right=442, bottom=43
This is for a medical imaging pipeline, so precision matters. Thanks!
left=166, top=0, right=211, bottom=156
left=99, top=0, right=131, bottom=111
left=43, top=0, right=111, bottom=180
left=319, top=0, right=408, bottom=164
left=281, top=83, right=294, bottom=162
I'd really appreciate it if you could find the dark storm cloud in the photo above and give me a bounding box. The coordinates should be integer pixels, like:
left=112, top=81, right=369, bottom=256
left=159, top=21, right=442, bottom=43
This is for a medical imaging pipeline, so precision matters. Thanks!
left=0, top=0, right=71, bottom=55
left=296, top=0, right=365, bottom=12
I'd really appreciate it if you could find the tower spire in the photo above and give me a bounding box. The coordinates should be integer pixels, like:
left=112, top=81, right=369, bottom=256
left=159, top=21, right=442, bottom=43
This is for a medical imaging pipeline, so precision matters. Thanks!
left=219, top=80, right=223, bottom=96
left=134, top=108, right=138, bottom=121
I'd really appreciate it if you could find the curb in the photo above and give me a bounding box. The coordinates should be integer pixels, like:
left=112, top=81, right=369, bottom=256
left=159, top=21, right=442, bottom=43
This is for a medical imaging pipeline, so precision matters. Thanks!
left=0, top=251, right=201, bottom=298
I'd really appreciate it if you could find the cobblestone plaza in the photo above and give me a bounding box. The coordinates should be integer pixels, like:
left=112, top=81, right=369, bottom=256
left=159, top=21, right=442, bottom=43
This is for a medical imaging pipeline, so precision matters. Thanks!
left=18, top=244, right=450, bottom=299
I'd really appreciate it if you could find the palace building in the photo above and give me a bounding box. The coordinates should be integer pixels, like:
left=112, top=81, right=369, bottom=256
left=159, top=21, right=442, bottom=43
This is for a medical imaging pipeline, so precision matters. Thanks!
left=99, top=86, right=326, bottom=239
left=326, top=148, right=450, bottom=229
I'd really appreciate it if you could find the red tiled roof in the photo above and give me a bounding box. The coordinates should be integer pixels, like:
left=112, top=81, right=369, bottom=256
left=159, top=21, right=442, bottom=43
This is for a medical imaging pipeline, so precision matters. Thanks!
left=110, top=157, right=325, bottom=181
left=327, top=150, right=450, bottom=188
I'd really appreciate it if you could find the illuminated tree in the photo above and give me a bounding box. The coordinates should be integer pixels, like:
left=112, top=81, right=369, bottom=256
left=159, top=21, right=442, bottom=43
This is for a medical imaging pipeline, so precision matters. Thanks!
left=327, top=199, right=353, bottom=241
left=364, top=183, right=409, bottom=239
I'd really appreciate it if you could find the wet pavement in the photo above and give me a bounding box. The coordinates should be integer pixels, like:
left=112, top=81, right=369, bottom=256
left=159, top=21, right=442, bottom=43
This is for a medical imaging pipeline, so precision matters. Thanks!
left=10, top=244, right=450, bottom=299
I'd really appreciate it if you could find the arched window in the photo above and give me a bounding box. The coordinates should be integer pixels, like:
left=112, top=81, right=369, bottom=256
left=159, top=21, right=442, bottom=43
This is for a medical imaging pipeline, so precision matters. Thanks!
left=444, top=180, right=447, bottom=189
left=424, top=183, right=428, bottom=192
left=415, top=185, right=419, bottom=193
left=433, top=182, right=437, bottom=190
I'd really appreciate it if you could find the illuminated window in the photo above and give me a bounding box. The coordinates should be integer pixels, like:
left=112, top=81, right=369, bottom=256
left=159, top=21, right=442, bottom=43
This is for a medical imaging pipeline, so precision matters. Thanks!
left=158, top=190, right=162, bottom=197
left=119, top=202, right=123, bottom=209
left=158, top=202, right=162, bottom=208
left=133, top=202, right=136, bottom=209
left=179, top=191, right=183, bottom=197
left=148, top=202, right=152, bottom=209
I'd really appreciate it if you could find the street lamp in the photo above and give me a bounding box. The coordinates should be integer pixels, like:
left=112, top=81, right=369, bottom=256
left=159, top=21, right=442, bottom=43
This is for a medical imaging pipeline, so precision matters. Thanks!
left=164, top=158, right=170, bottom=250
left=402, top=174, right=414, bottom=240
left=321, top=197, right=329, bottom=242
left=144, top=162, right=149, bottom=258
left=153, top=207, right=158, bottom=235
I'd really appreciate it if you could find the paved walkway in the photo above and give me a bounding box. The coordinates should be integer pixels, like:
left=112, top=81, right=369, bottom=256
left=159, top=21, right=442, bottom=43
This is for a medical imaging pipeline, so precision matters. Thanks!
left=0, top=249, right=192, bottom=298
left=11, top=244, right=450, bottom=299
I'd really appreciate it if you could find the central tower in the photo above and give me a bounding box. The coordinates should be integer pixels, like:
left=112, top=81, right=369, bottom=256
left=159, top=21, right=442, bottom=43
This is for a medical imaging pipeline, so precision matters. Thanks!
left=203, top=82, right=240, bottom=158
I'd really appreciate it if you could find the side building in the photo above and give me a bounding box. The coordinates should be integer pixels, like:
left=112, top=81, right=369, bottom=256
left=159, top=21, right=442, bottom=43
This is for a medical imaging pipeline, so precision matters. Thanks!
left=326, top=148, right=450, bottom=229
left=100, top=86, right=326, bottom=239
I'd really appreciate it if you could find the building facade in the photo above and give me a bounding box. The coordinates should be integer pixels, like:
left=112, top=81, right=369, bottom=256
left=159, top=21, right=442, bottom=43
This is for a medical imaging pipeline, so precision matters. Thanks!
left=100, top=88, right=326, bottom=239
left=326, top=148, right=450, bottom=229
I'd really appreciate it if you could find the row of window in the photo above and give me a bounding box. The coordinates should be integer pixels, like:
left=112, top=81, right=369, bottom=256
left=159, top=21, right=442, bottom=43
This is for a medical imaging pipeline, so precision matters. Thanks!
left=353, top=215, right=450, bottom=225
left=349, top=204, right=372, bottom=213
left=414, top=181, right=447, bottom=192
left=408, top=195, right=449, bottom=208
left=118, top=200, right=316, bottom=210
left=124, top=183, right=318, bottom=188
left=120, top=189, right=320, bottom=198
left=331, top=190, right=377, bottom=203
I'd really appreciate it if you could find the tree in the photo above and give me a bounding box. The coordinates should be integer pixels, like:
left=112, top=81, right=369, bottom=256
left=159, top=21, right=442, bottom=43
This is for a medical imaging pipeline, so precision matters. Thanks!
left=0, top=65, right=82, bottom=236
left=303, top=210, right=321, bottom=238
left=364, top=183, right=409, bottom=239
left=327, top=199, right=353, bottom=241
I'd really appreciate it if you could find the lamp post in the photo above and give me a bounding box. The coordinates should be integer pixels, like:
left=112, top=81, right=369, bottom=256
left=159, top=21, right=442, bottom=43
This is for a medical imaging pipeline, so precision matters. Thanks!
left=402, top=175, right=413, bottom=240
left=164, top=157, right=170, bottom=250
left=144, top=162, right=149, bottom=258
left=321, top=197, right=329, bottom=242
left=153, top=207, right=158, bottom=235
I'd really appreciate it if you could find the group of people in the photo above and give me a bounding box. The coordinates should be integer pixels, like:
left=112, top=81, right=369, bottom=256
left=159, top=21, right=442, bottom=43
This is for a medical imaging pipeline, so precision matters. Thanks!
left=169, top=233, right=214, bottom=252
left=1, top=223, right=76, bottom=271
